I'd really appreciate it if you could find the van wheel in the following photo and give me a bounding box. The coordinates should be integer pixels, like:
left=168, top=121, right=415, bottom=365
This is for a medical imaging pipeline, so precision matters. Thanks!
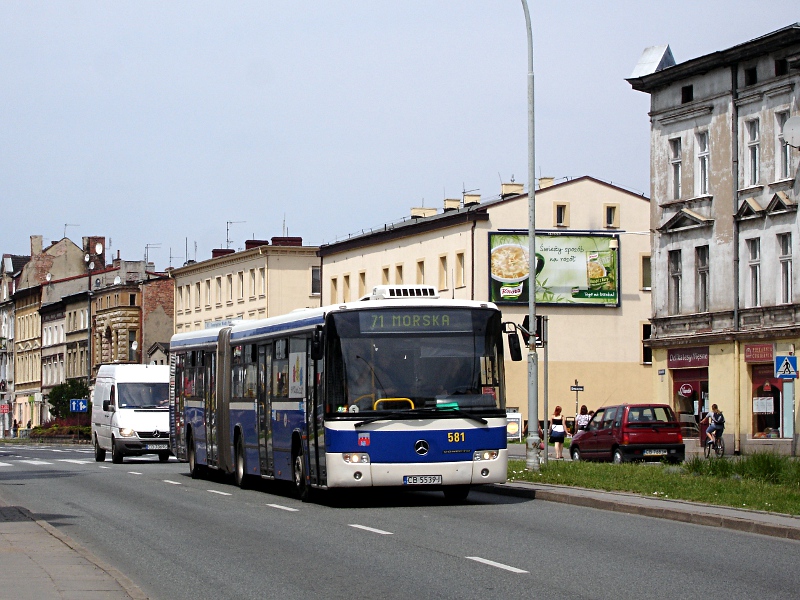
left=612, top=448, right=624, bottom=464
left=570, top=446, right=581, bottom=462
left=94, top=437, right=106, bottom=462
left=188, top=436, right=202, bottom=479
left=293, top=448, right=309, bottom=502
left=111, top=438, right=123, bottom=464
left=158, top=452, right=170, bottom=463
left=235, top=437, right=249, bottom=489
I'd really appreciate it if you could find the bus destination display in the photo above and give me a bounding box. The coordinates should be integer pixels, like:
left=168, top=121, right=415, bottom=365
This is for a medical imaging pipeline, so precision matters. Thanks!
left=359, top=310, right=473, bottom=334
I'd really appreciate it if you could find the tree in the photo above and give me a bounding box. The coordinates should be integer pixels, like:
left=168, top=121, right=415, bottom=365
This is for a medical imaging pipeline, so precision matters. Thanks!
left=47, top=380, right=90, bottom=419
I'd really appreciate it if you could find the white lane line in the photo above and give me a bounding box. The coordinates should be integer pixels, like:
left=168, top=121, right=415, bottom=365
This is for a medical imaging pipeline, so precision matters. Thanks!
left=49, top=449, right=68, bottom=453
left=163, top=480, right=182, bottom=485
left=99, top=466, right=111, bottom=469
left=0, top=462, right=12, bottom=467
left=266, top=503, right=299, bottom=512
left=128, top=471, right=143, bottom=475
left=208, top=490, right=232, bottom=496
left=18, top=460, right=53, bottom=465
left=465, top=557, right=528, bottom=574
left=348, top=524, right=393, bottom=535
left=58, top=459, right=93, bottom=464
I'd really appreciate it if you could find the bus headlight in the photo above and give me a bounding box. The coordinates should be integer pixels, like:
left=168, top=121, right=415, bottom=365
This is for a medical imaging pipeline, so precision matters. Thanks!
left=473, top=450, right=499, bottom=461
left=343, top=453, right=370, bottom=464
left=119, top=428, right=136, bottom=437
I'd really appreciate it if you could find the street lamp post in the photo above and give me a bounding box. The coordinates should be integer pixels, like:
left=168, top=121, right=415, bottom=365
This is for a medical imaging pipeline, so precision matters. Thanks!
left=520, top=0, right=540, bottom=471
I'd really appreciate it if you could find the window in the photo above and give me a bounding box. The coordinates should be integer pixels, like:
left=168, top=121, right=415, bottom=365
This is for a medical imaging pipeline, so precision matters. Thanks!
left=260, top=268, right=266, bottom=296
left=177, top=287, right=184, bottom=313
left=194, top=282, right=201, bottom=309
left=696, top=245, right=709, bottom=313
left=747, top=238, right=760, bottom=307
left=330, top=277, right=338, bottom=303
left=358, top=271, right=366, bottom=298
left=668, top=250, right=682, bottom=314
left=130, top=293, right=136, bottom=307
left=456, top=252, right=465, bottom=288
left=311, top=266, right=320, bottom=296
left=381, top=267, right=389, bottom=285
left=227, top=275, right=233, bottom=302
left=216, top=277, right=222, bottom=305
left=775, top=58, right=788, bottom=77
left=395, top=264, right=403, bottom=285
left=696, top=131, right=709, bottom=195
left=343, top=274, right=351, bottom=303
left=681, top=85, right=693, bottom=103
left=204, top=281, right=210, bottom=306
left=438, top=255, right=448, bottom=291
left=776, top=112, right=792, bottom=180
left=554, top=203, right=569, bottom=226
left=249, top=269, right=256, bottom=298
left=670, top=138, right=682, bottom=200
left=604, top=204, right=619, bottom=228
left=416, top=260, right=425, bottom=284
left=744, top=66, right=757, bottom=86
left=237, top=272, right=244, bottom=300
left=128, top=330, right=137, bottom=362
left=747, top=119, right=760, bottom=186
left=779, top=233, right=792, bottom=304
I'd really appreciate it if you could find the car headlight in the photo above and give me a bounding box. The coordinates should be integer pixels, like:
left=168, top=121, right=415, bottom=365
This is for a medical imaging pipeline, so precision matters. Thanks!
left=119, top=428, right=136, bottom=437
left=473, top=450, right=499, bottom=461
left=343, top=453, right=370, bottom=464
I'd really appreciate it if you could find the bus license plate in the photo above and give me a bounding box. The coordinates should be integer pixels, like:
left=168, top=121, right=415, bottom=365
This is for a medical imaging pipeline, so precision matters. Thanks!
left=643, top=449, right=666, bottom=456
left=146, top=443, right=168, bottom=450
left=403, top=475, right=442, bottom=485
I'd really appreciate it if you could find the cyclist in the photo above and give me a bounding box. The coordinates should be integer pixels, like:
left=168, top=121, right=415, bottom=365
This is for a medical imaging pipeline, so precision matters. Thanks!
left=701, top=404, right=725, bottom=446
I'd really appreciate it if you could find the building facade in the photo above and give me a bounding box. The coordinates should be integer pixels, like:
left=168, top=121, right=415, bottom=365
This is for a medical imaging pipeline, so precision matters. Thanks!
left=170, top=237, right=321, bottom=332
left=628, top=24, right=800, bottom=454
left=1, top=254, right=29, bottom=436
left=319, top=177, right=653, bottom=427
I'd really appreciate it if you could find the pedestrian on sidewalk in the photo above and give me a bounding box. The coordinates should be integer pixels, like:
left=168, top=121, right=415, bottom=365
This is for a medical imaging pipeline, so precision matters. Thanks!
left=574, top=404, right=590, bottom=434
left=550, top=406, right=567, bottom=459
left=12, top=419, right=18, bottom=438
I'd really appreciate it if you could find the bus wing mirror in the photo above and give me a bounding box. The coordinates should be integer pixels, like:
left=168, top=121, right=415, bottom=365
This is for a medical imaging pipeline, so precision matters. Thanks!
left=310, top=325, right=324, bottom=361
left=503, top=322, right=523, bottom=362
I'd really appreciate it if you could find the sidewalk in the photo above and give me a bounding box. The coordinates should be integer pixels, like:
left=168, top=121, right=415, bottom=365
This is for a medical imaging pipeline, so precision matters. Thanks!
left=0, top=498, right=147, bottom=600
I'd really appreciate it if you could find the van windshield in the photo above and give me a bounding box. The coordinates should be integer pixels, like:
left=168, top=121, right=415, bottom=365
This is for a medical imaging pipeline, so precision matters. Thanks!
left=118, top=383, right=169, bottom=409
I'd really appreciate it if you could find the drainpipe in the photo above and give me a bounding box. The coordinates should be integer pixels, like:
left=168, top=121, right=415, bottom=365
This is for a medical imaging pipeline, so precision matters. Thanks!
left=731, top=63, right=741, bottom=454
left=470, top=218, right=476, bottom=301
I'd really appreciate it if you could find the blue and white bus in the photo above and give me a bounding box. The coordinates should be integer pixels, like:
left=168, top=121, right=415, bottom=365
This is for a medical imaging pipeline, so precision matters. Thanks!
left=169, top=285, right=520, bottom=501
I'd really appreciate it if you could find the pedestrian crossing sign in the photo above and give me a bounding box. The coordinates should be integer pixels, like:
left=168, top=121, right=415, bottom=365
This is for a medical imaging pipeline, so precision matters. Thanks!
left=774, top=355, right=798, bottom=379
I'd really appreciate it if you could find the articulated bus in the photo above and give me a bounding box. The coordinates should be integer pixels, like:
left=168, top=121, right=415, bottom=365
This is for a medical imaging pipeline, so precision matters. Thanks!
left=169, top=285, right=521, bottom=501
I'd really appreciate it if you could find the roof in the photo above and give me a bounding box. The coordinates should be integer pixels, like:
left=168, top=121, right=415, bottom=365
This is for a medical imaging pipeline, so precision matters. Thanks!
left=628, top=23, right=800, bottom=92
left=3, top=254, right=30, bottom=275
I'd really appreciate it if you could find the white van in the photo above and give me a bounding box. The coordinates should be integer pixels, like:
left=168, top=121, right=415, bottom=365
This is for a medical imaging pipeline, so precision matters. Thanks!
left=91, top=365, right=171, bottom=463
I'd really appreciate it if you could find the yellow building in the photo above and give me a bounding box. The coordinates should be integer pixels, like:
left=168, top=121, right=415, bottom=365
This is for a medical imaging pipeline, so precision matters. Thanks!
left=319, top=177, right=653, bottom=428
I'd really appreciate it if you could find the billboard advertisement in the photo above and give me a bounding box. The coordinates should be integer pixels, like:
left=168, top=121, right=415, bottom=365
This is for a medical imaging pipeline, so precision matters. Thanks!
left=489, top=232, right=619, bottom=306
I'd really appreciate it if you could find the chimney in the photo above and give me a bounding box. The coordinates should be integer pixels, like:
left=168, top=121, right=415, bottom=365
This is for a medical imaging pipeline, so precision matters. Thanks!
left=30, top=235, right=43, bottom=255
left=538, top=177, right=555, bottom=189
left=211, top=248, right=236, bottom=259
left=463, top=194, right=480, bottom=207
left=411, top=207, right=437, bottom=219
left=245, top=239, right=270, bottom=250
left=271, top=237, right=303, bottom=247
left=501, top=182, right=524, bottom=197
left=443, top=199, right=460, bottom=212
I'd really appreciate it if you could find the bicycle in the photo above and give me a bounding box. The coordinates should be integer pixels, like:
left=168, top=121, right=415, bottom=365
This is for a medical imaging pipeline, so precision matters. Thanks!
left=704, top=429, right=725, bottom=458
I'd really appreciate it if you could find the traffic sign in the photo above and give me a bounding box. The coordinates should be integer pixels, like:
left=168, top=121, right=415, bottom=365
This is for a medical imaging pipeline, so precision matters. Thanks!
left=70, top=399, right=89, bottom=413
left=0, top=404, right=9, bottom=414
left=570, top=385, right=584, bottom=392
left=774, top=355, right=798, bottom=380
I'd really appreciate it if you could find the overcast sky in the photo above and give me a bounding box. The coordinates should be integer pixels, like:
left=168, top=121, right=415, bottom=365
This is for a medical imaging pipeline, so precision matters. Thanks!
left=1, top=2, right=796, bottom=270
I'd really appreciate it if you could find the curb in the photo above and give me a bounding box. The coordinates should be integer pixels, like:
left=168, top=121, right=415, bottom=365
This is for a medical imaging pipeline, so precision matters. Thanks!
left=487, top=482, right=800, bottom=541
left=15, top=505, right=149, bottom=600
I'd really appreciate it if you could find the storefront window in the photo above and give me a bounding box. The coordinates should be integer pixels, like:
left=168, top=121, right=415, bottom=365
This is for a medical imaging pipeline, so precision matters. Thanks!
left=751, top=364, right=784, bottom=438
left=672, top=367, right=708, bottom=438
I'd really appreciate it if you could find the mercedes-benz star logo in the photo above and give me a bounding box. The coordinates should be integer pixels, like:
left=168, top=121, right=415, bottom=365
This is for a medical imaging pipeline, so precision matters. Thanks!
left=414, top=440, right=429, bottom=456
left=153, top=429, right=160, bottom=438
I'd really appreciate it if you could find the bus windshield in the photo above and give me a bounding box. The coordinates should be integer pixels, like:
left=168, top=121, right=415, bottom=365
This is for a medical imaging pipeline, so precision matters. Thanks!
left=326, top=307, right=504, bottom=416
left=117, top=383, right=170, bottom=409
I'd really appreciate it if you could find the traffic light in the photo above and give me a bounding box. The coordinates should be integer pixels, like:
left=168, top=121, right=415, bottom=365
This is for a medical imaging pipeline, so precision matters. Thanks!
left=521, top=315, right=544, bottom=347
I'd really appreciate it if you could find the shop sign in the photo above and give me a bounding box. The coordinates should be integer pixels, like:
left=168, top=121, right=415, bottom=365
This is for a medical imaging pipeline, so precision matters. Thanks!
left=678, top=383, right=693, bottom=397
left=744, top=343, right=774, bottom=363
left=667, top=347, right=709, bottom=369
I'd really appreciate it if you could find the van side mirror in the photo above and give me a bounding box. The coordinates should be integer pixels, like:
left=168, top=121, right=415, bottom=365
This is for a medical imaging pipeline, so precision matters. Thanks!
left=310, top=325, right=324, bottom=361
left=102, top=400, right=112, bottom=412
left=503, top=322, right=523, bottom=362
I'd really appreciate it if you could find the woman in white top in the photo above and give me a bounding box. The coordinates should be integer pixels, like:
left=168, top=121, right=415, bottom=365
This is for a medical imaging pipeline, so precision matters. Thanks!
left=575, top=405, right=590, bottom=433
left=550, top=406, right=567, bottom=459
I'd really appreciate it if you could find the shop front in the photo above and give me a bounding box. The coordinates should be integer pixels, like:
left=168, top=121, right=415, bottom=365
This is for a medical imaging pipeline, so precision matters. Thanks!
left=668, top=347, right=709, bottom=439
left=744, top=343, right=795, bottom=454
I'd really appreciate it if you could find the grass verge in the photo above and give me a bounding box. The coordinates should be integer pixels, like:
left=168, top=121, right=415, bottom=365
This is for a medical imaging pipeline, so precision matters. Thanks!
left=508, top=454, right=800, bottom=516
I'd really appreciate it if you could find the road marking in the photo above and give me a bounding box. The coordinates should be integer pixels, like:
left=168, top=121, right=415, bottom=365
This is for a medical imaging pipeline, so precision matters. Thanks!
left=99, top=466, right=111, bottom=469
left=128, top=471, right=143, bottom=475
left=18, top=460, right=53, bottom=465
left=163, top=480, right=181, bottom=485
left=465, top=557, right=528, bottom=574
left=348, top=524, right=393, bottom=535
left=0, top=462, right=12, bottom=467
left=58, top=459, right=93, bottom=464
left=266, top=503, right=299, bottom=512
left=49, top=449, right=68, bottom=453
left=208, top=490, right=232, bottom=496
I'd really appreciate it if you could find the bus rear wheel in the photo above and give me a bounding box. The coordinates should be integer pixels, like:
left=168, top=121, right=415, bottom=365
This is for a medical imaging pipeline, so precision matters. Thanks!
left=188, top=436, right=202, bottom=479
left=235, top=437, right=249, bottom=489
left=293, top=448, right=309, bottom=502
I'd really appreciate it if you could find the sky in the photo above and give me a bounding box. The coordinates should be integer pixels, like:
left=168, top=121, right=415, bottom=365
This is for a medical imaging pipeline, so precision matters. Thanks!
left=1, top=1, right=797, bottom=271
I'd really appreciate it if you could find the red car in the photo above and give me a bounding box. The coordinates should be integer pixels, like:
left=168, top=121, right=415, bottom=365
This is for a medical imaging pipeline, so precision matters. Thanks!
left=569, top=404, right=684, bottom=463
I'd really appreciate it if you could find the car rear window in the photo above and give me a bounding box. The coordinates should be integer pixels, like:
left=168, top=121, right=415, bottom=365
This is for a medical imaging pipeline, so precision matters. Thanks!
left=626, top=406, right=673, bottom=424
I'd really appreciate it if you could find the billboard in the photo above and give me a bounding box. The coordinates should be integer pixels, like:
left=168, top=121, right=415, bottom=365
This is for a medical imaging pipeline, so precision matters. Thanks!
left=489, top=232, right=619, bottom=306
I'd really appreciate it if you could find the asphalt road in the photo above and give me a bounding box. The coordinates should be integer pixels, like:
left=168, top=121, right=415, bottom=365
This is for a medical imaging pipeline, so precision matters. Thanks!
left=0, top=444, right=796, bottom=600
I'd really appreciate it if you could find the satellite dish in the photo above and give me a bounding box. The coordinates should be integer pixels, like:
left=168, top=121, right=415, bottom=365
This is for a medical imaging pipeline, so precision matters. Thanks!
left=95, top=242, right=104, bottom=254
left=784, top=115, right=800, bottom=149
left=88, top=261, right=95, bottom=271
left=45, top=273, right=52, bottom=282
left=113, top=276, right=121, bottom=285
left=84, top=253, right=91, bottom=263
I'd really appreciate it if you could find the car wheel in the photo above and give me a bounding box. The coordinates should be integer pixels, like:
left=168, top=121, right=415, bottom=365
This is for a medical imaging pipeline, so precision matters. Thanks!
left=443, top=485, right=470, bottom=502
left=111, top=438, right=123, bottom=464
left=293, top=447, right=309, bottom=502
left=612, top=448, right=624, bottom=464
left=570, top=446, right=581, bottom=462
left=235, top=437, right=249, bottom=489
left=188, top=435, right=202, bottom=479
left=94, top=436, right=106, bottom=462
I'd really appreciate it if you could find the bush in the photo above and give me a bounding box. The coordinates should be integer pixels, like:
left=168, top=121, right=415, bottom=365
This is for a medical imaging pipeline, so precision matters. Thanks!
left=734, top=452, right=788, bottom=485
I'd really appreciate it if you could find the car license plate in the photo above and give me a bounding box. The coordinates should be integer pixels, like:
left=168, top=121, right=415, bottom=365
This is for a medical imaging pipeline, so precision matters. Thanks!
left=403, top=475, right=442, bottom=485
left=146, top=443, right=168, bottom=450
left=643, top=449, right=667, bottom=456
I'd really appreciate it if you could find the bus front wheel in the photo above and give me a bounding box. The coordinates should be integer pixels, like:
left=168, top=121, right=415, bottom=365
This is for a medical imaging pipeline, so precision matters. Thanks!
left=293, top=448, right=309, bottom=502
left=188, top=436, right=202, bottom=479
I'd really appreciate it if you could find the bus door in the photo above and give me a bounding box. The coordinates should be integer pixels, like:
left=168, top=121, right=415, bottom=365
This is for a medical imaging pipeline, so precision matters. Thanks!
left=204, top=350, right=217, bottom=467
left=308, top=344, right=325, bottom=486
left=170, top=353, right=186, bottom=460
left=270, top=338, right=292, bottom=479
left=257, top=343, right=273, bottom=477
